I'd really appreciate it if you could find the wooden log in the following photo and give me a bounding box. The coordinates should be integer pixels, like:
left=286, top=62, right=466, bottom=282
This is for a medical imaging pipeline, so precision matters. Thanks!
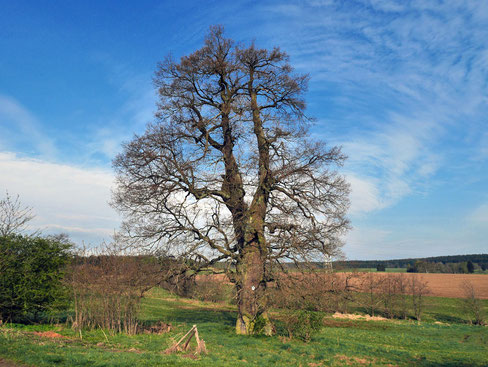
left=194, top=327, right=207, bottom=355
left=164, top=325, right=196, bottom=354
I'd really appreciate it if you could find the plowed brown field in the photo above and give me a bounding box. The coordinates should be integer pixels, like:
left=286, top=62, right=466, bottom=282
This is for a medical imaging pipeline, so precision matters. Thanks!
left=343, top=272, right=488, bottom=299
left=378, top=273, right=488, bottom=299
left=202, top=272, right=488, bottom=299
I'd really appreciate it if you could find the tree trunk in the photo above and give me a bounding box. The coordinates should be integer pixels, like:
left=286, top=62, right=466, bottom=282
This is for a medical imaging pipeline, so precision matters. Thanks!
left=235, top=240, right=273, bottom=335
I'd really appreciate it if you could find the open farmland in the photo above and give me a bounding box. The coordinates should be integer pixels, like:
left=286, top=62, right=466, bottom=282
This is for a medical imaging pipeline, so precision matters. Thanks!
left=397, top=273, right=488, bottom=299
left=347, top=273, right=488, bottom=299
left=204, top=271, right=488, bottom=299
left=0, top=288, right=487, bottom=367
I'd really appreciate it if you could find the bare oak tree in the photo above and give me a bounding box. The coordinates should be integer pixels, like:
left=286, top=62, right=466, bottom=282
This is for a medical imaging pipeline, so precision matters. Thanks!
left=0, top=191, right=35, bottom=237
left=112, top=26, right=350, bottom=335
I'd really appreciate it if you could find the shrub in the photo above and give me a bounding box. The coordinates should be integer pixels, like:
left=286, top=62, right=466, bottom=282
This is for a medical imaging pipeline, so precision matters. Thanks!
left=269, top=272, right=358, bottom=314
left=460, top=280, right=485, bottom=325
left=282, top=309, right=323, bottom=342
left=379, top=274, right=400, bottom=318
left=67, top=244, right=163, bottom=334
left=409, top=275, right=430, bottom=322
left=190, top=276, right=233, bottom=303
left=0, top=234, right=72, bottom=323
left=358, top=272, right=384, bottom=316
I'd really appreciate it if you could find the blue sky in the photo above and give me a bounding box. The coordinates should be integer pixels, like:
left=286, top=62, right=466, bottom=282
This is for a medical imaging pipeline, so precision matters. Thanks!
left=1, top=0, right=487, bottom=259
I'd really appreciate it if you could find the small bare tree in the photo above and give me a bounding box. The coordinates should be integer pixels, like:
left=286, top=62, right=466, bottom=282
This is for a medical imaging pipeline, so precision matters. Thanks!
left=359, top=272, right=384, bottom=316
left=0, top=191, right=35, bottom=237
left=269, top=271, right=358, bottom=314
left=409, top=275, right=430, bottom=322
left=460, top=280, right=485, bottom=325
left=112, top=26, right=350, bottom=334
left=68, top=243, right=164, bottom=334
left=379, top=274, right=399, bottom=319
left=396, top=274, right=409, bottom=319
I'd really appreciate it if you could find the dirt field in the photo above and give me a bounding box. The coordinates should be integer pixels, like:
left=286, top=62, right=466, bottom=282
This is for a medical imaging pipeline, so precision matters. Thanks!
left=329, top=272, right=488, bottom=299
left=201, top=271, right=488, bottom=299
left=328, top=272, right=488, bottom=299
left=389, top=272, right=488, bottom=299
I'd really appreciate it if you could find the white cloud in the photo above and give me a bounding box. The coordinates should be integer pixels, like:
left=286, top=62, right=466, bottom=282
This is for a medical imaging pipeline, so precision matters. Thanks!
left=340, top=112, right=442, bottom=215
left=0, top=152, right=119, bottom=245
left=346, top=174, right=383, bottom=215
left=256, top=0, right=487, bottom=219
left=0, top=95, right=57, bottom=158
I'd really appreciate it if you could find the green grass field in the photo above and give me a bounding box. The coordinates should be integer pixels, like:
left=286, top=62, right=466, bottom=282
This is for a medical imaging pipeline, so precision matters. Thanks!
left=0, top=288, right=487, bottom=367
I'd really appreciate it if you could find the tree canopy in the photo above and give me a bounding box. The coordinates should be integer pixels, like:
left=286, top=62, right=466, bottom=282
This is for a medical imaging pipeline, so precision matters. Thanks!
left=112, top=26, right=350, bottom=334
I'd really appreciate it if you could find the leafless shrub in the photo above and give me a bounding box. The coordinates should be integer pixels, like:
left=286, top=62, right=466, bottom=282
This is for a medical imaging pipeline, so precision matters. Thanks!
left=460, top=280, right=486, bottom=325
left=352, top=273, right=429, bottom=320
left=67, top=244, right=163, bottom=334
left=158, top=259, right=196, bottom=298
left=377, top=274, right=411, bottom=319
left=395, top=274, right=410, bottom=319
left=190, top=276, right=232, bottom=303
left=358, top=272, right=385, bottom=316
left=269, top=272, right=358, bottom=313
left=0, top=191, right=35, bottom=237
left=409, top=275, right=430, bottom=322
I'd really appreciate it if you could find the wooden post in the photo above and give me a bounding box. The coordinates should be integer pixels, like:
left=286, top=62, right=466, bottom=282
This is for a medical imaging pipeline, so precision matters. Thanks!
left=164, top=324, right=207, bottom=355
left=194, top=327, right=207, bottom=354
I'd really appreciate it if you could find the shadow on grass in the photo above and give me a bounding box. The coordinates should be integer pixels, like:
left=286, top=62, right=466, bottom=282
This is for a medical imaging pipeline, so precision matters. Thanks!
left=145, top=304, right=237, bottom=329
left=429, top=313, right=467, bottom=324
left=418, top=359, right=486, bottom=367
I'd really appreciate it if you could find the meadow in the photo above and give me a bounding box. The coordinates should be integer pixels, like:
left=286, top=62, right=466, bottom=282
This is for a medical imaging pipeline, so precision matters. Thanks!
left=0, top=287, right=487, bottom=367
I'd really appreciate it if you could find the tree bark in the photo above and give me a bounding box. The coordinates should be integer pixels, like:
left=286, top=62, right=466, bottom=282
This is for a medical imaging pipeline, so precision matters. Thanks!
left=235, top=239, right=273, bottom=335
left=233, top=66, right=275, bottom=335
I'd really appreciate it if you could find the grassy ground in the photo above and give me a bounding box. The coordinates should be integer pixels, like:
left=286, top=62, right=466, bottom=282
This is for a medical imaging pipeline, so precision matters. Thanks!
left=348, top=294, right=484, bottom=324
left=0, top=288, right=487, bottom=367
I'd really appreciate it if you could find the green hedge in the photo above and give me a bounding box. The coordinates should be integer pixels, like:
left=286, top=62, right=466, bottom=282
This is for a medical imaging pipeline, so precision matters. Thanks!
left=0, top=235, right=72, bottom=323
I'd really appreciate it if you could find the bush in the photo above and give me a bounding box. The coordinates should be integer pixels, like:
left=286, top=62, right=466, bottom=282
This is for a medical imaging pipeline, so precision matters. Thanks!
left=379, top=274, right=404, bottom=318
left=409, top=275, right=430, bottom=322
left=358, top=272, right=384, bottom=316
left=269, top=272, right=357, bottom=314
left=0, top=234, right=72, bottom=323
left=282, top=309, right=323, bottom=342
left=190, top=276, right=233, bottom=303
left=67, top=244, right=163, bottom=334
left=460, top=280, right=485, bottom=325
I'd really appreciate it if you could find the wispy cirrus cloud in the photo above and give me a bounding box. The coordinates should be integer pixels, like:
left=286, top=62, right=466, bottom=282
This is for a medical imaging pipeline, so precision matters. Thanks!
left=343, top=111, right=443, bottom=215
left=254, top=0, right=488, bottom=217
left=82, top=56, right=157, bottom=164
left=0, top=95, right=57, bottom=158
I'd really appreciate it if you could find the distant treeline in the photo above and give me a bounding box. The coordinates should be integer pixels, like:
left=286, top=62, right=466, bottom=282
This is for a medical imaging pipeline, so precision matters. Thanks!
left=333, top=254, right=488, bottom=270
